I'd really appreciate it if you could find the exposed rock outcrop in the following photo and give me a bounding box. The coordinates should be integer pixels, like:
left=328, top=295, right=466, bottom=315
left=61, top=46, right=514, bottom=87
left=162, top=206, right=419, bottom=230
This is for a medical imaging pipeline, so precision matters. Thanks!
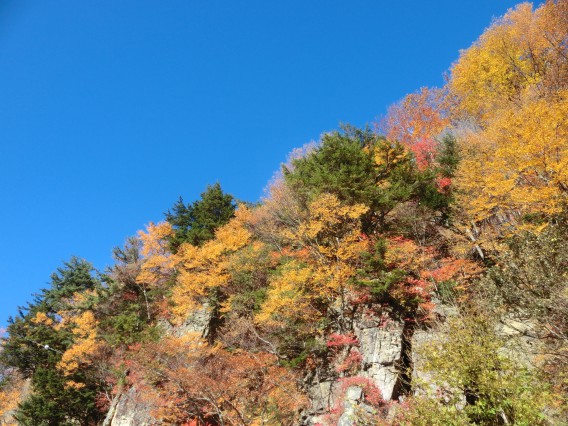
left=337, top=386, right=376, bottom=426
left=354, top=318, right=405, bottom=401
left=103, top=386, right=156, bottom=426
left=158, top=303, right=211, bottom=338
left=303, top=312, right=423, bottom=424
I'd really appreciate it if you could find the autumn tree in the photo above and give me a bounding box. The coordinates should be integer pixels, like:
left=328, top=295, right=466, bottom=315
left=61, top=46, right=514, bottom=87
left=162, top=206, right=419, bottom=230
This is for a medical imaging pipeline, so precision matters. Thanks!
left=0, top=355, right=26, bottom=426
left=449, top=1, right=568, bottom=226
left=283, top=125, right=427, bottom=232
left=130, top=333, right=307, bottom=425
left=382, top=87, right=450, bottom=170
left=450, top=2, right=568, bottom=121
left=0, top=259, right=106, bottom=425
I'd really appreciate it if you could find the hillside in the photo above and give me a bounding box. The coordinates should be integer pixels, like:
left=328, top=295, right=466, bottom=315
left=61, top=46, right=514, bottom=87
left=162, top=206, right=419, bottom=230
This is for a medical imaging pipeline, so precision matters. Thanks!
left=1, top=1, right=567, bottom=425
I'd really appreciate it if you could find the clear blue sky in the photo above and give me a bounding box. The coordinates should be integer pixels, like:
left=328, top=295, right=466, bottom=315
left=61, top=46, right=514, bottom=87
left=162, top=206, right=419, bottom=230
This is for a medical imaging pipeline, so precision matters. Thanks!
left=0, top=0, right=523, bottom=327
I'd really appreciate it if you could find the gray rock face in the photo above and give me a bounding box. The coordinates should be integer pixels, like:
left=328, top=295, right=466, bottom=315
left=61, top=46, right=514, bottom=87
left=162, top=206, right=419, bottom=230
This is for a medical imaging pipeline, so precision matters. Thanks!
left=354, top=318, right=404, bottom=401
left=308, top=380, right=336, bottom=413
left=304, top=316, right=409, bottom=425
left=337, top=386, right=363, bottom=426
left=410, top=328, right=441, bottom=396
left=103, top=387, right=157, bottom=426
left=337, top=386, right=378, bottom=426
left=158, top=303, right=211, bottom=338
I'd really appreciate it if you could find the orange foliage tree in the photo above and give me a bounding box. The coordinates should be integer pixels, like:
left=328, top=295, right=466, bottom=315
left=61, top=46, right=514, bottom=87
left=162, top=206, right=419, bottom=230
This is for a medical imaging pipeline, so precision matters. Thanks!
left=382, top=87, right=450, bottom=170
left=130, top=333, right=307, bottom=425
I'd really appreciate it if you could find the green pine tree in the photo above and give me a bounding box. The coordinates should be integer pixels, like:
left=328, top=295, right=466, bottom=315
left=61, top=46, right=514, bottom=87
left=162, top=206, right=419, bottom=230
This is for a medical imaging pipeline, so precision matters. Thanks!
left=1, top=259, right=105, bottom=425
left=165, top=182, right=236, bottom=250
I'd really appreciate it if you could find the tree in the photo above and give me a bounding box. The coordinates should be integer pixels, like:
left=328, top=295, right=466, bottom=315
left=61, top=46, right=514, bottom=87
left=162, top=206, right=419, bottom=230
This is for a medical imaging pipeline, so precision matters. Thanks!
left=382, top=87, right=450, bottom=170
left=479, top=218, right=568, bottom=400
left=406, top=314, right=553, bottom=426
left=136, top=221, right=175, bottom=320
left=41, top=257, right=101, bottom=312
left=283, top=126, right=420, bottom=232
left=165, top=183, right=236, bottom=250
left=0, top=259, right=106, bottom=425
left=447, top=1, right=568, bottom=228
left=98, top=237, right=158, bottom=345
left=450, top=1, right=568, bottom=114
left=129, top=334, right=307, bottom=425
left=171, top=206, right=252, bottom=324
left=283, top=126, right=379, bottom=206
left=0, top=351, right=26, bottom=425
left=455, top=94, right=568, bottom=223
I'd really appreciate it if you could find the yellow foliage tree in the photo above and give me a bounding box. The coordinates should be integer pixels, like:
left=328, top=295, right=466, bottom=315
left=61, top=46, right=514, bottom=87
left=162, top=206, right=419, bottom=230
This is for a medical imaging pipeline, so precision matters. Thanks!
left=137, top=221, right=175, bottom=287
left=456, top=94, right=568, bottom=222
left=57, top=310, right=101, bottom=378
left=255, top=193, right=368, bottom=330
left=0, top=371, right=26, bottom=426
left=171, top=206, right=252, bottom=320
left=450, top=1, right=568, bottom=227
left=452, top=0, right=568, bottom=113
left=254, top=260, right=317, bottom=328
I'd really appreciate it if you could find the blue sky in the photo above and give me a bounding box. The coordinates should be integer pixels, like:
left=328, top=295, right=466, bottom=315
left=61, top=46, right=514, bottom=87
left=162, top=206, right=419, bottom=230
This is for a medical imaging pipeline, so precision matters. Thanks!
left=0, top=0, right=523, bottom=327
